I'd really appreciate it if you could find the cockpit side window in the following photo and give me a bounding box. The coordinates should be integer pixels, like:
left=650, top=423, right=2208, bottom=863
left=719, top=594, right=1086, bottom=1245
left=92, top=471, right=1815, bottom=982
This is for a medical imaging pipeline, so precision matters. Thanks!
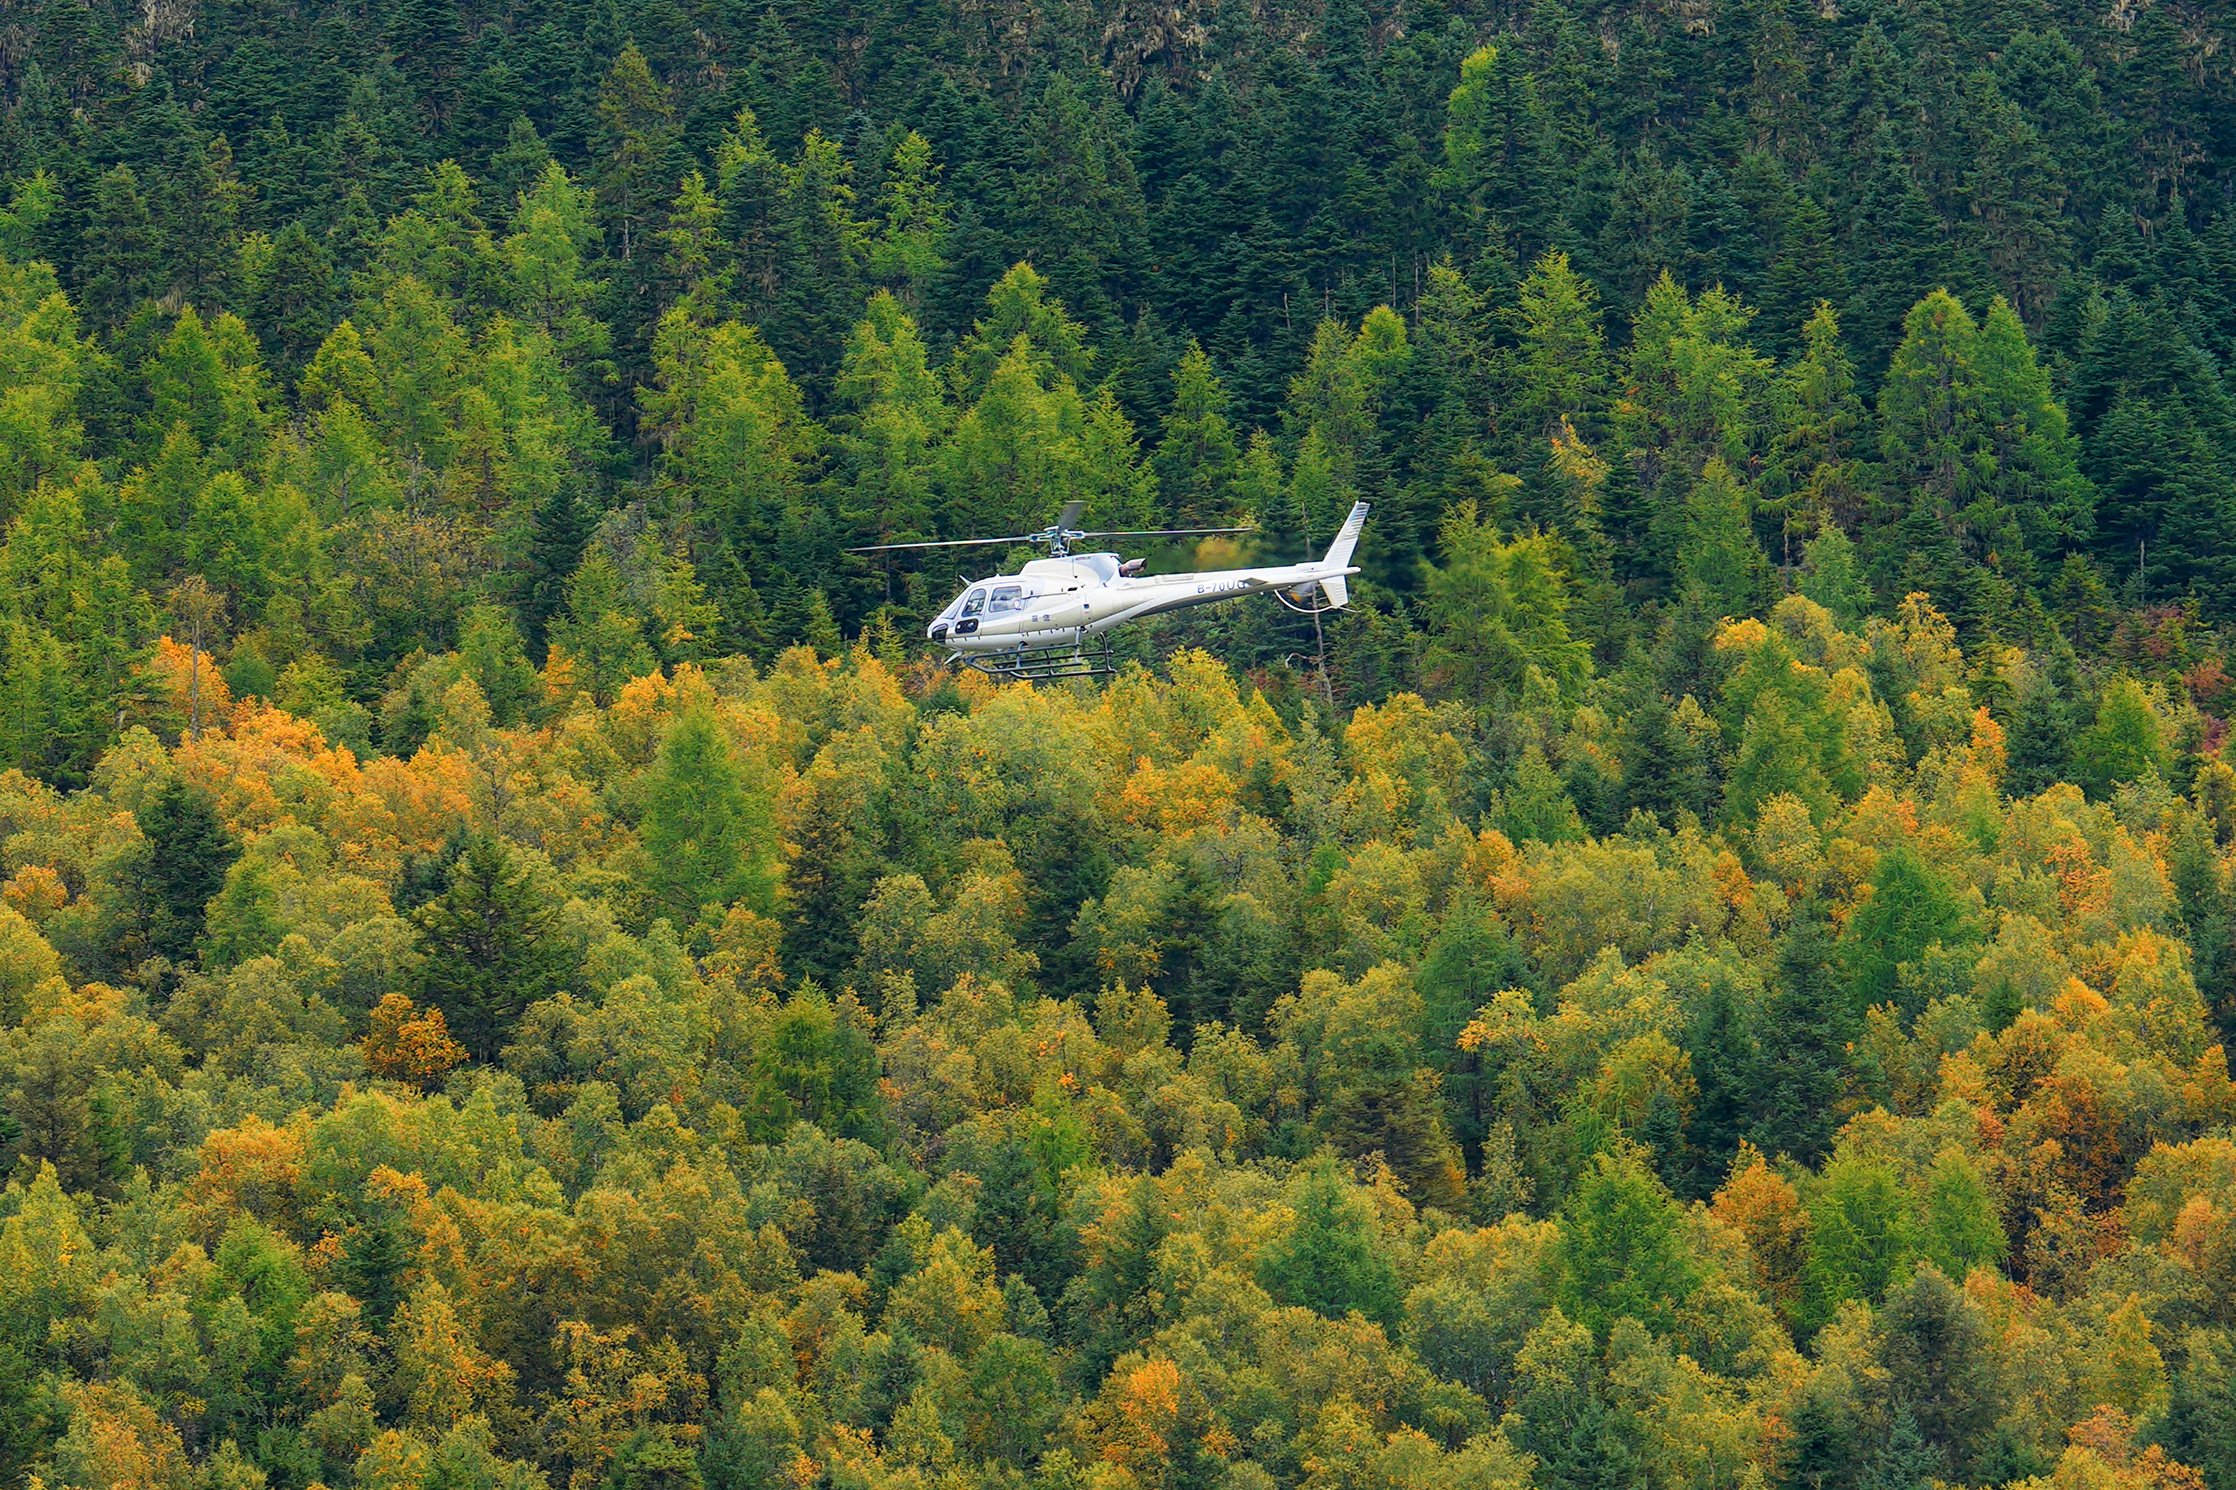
left=960, top=588, right=987, bottom=617
left=988, top=584, right=1026, bottom=614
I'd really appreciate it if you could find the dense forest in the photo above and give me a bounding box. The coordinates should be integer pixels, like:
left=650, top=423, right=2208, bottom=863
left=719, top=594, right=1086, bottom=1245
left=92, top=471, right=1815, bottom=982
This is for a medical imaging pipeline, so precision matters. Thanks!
left=4, top=1, right=2236, bottom=1489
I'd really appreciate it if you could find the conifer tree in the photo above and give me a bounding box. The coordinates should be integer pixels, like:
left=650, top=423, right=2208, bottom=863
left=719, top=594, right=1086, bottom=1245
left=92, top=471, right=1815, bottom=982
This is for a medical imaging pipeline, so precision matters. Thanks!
left=237, top=222, right=339, bottom=385
left=1677, top=976, right=1758, bottom=1198
left=1798, top=527, right=1873, bottom=625
left=639, top=706, right=780, bottom=935
left=412, top=832, right=574, bottom=1060
left=1257, top=1156, right=1402, bottom=1329
left=1438, top=44, right=1554, bottom=264
left=81, top=166, right=159, bottom=330
left=1556, top=1147, right=1701, bottom=1339
left=1502, top=250, right=1610, bottom=468
left=768, top=130, right=865, bottom=405
left=2075, top=676, right=2167, bottom=796
left=1843, top=844, right=1978, bottom=1011
left=1676, top=459, right=1773, bottom=618
left=867, top=130, right=947, bottom=311
left=1423, top=504, right=1590, bottom=712
left=1154, top=343, right=1240, bottom=525
left=132, top=779, right=241, bottom=966
left=545, top=548, right=653, bottom=704
left=1749, top=914, right=1850, bottom=1165
left=593, top=45, right=679, bottom=261
left=2002, top=667, right=2076, bottom=797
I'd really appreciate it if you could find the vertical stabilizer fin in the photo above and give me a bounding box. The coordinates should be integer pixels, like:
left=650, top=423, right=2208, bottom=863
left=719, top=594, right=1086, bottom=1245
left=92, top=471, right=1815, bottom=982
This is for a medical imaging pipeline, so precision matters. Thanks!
left=1323, top=501, right=1370, bottom=569
left=1288, top=503, right=1367, bottom=610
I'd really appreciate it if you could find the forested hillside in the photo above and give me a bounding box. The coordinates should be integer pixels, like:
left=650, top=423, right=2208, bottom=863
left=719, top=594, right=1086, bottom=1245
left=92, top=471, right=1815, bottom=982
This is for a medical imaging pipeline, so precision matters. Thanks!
left=5, top=1, right=2236, bottom=1490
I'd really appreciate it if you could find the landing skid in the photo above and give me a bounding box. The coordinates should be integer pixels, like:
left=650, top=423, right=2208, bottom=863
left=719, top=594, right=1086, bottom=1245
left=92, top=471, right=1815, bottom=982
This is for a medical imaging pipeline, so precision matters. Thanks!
left=951, top=639, right=1117, bottom=682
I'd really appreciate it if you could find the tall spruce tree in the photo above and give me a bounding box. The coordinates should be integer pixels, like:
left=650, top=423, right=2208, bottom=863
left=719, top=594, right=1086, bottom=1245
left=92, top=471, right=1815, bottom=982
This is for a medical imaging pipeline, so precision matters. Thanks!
left=412, top=832, right=576, bottom=1060
left=1749, top=912, right=1852, bottom=1166
left=133, top=780, right=241, bottom=966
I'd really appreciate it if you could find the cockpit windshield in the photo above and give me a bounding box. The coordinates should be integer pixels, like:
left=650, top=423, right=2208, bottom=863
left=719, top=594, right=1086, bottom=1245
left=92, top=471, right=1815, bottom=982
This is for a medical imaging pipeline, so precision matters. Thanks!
left=960, top=588, right=987, bottom=617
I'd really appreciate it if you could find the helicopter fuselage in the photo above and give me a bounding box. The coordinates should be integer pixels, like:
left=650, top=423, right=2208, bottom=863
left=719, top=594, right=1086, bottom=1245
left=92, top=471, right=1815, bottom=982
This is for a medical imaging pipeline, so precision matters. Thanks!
left=928, top=552, right=1360, bottom=653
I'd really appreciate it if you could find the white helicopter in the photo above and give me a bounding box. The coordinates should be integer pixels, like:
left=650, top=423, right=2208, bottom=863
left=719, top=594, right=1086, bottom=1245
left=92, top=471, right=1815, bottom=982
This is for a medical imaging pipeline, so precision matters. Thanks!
left=853, top=500, right=1370, bottom=680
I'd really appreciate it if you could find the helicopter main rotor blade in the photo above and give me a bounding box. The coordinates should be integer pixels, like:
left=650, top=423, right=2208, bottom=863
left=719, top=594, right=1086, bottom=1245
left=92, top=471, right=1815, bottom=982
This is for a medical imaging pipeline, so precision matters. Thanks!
left=847, top=534, right=1043, bottom=553
left=1076, top=526, right=1258, bottom=539
left=848, top=522, right=1254, bottom=554
left=1054, top=499, right=1087, bottom=534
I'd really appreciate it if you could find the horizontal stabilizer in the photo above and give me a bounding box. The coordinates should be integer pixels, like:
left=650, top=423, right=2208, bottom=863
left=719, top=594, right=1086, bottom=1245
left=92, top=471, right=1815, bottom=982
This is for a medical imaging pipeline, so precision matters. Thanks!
left=1287, top=572, right=1352, bottom=610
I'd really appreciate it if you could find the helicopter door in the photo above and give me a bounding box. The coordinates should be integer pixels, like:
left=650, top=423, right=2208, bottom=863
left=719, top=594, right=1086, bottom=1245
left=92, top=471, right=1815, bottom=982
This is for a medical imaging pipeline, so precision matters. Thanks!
left=955, top=587, right=987, bottom=634
left=987, top=584, right=1026, bottom=615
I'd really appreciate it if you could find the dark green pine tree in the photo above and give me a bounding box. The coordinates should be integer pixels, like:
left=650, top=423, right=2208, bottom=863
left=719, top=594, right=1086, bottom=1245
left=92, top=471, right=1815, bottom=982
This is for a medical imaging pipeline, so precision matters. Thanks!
left=2116, top=5, right=2212, bottom=210
left=2067, top=292, right=2236, bottom=613
left=517, top=489, right=598, bottom=652
left=1875, top=1266, right=1999, bottom=1478
left=454, top=54, right=532, bottom=168
left=1131, top=80, right=1224, bottom=339
left=1507, top=1317, right=1645, bottom=1490
left=1603, top=13, right=1676, bottom=152
left=1862, top=1403, right=1941, bottom=1490
left=80, top=165, right=160, bottom=330
left=764, top=131, right=864, bottom=411
left=1436, top=35, right=1557, bottom=268
left=2002, top=668, right=2075, bottom=798
left=1748, top=912, right=1852, bottom=1167
left=1414, top=899, right=1531, bottom=1161
left=323, top=184, right=384, bottom=283
left=2167, top=812, right=2236, bottom=1052
left=1843, top=125, right=1944, bottom=380
left=135, top=780, right=242, bottom=966
left=1676, top=976, right=1760, bottom=1199
left=204, top=39, right=293, bottom=169
left=390, top=0, right=468, bottom=143
left=1759, top=198, right=1850, bottom=357
left=241, top=219, right=339, bottom=385
left=735, top=7, right=810, bottom=150
left=160, top=136, right=248, bottom=308
left=1883, top=489, right=1987, bottom=639
left=1597, top=150, right=1693, bottom=304
left=1993, top=27, right=2116, bottom=243
left=592, top=43, right=682, bottom=265
left=1686, top=161, right=1774, bottom=299
left=1830, top=21, right=1902, bottom=186
left=393, top=825, right=470, bottom=915
left=600, top=1429, right=702, bottom=1490
left=5, top=1037, right=126, bottom=1194
left=412, top=833, right=577, bottom=1061
left=340, top=1207, right=411, bottom=1328
left=1782, top=1389, right=1865, bottom=1490
left=1618, top=693, right=1685, bottom=822
left=971, top=1135, right=1070, bottom=1305
left=2160, top=1333, right=2236, bottom=1490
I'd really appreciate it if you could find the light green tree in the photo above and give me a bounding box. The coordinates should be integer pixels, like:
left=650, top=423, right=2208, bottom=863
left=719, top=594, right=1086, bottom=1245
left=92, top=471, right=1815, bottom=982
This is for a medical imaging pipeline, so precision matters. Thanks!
left=640, top=706, right=780, bottom=933
left=1424, top=501, right=1590, bottom=712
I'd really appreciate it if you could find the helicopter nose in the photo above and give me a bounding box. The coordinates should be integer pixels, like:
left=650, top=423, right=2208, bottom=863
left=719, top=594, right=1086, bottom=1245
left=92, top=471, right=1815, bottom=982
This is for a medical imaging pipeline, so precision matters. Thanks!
left=928, top=622, right=949, bottom=642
